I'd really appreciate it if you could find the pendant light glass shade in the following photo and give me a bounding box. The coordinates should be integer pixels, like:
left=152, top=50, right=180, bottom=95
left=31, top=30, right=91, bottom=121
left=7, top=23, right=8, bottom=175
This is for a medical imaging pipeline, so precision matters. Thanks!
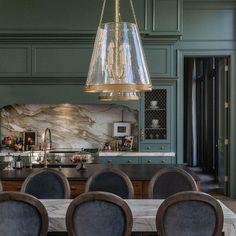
left=99, top=91, right=139, bottom=101
left=85, top=0, right=152, bottom=94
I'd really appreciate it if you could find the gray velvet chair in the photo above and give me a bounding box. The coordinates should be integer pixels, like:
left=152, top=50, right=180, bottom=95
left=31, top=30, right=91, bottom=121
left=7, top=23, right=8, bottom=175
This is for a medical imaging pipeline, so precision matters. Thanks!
left=0, top=191, right=48, bottom=236
left=148, top=167, right=198, bottom=199
left=156, top=191, right=224, bottom=236
left=21, top=168, right=71, bottom=199
left=66, top=191, right=133, bottom=236
left=85, top=167, right=134, bottom=198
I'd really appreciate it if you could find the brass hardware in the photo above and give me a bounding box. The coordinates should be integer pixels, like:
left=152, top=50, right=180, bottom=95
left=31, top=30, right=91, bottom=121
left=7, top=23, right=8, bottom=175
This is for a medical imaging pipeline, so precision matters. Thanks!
left=225, top=139, right=229, bottom=145
left=225, top=102, right=229, bottom=108
left=224, top=176, right=229, bottom=182
left=140, top=129, right=144, bottom=141
left=224, top=65, right=229, bottom=72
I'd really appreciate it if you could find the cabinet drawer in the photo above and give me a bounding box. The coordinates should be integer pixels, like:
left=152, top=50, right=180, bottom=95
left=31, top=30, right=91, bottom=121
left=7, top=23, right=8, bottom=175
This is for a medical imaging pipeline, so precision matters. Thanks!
left=69, top=180, right=86, bottom=199
left=140, top=143, right=171, bottom=151
left=2, top=180, right=23, bottom=191
left=141, top=156, right=172, bottom=164
left=98, top=156, right=139, bottom=164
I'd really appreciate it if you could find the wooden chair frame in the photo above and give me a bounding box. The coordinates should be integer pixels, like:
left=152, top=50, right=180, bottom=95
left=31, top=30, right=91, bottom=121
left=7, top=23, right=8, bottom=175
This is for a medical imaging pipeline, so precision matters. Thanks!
left=66, top=191, right=133, bottom=236
left=156, top=191, right=224, bottom=236
left=0, top=191, right=48, bottom=236
left=85, top=167, right=134, bottom=199
left=148, top=167, right=198, bottom=198
left=21, top=168, right=71, bottom=199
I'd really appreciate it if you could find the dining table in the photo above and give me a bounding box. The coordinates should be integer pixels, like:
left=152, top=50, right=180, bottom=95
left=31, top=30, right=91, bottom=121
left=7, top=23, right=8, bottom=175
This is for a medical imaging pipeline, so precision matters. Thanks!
left=40, top=199, right=236, bottom=236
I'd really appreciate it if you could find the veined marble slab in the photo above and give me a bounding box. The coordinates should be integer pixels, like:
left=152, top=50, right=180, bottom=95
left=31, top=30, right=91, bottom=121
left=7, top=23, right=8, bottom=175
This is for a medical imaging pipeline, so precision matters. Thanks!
left=0, top=104, right=138, bottom=149
left=98, top=151, right=176, bottom=157
left=40, top=199, right=236, bottom=235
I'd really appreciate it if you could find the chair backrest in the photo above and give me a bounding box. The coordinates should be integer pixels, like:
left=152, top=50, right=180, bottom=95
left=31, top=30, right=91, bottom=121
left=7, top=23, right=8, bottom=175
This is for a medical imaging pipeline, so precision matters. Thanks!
left=21, top=168, right=71, bottom=199
left=85, top=167, right=134, bottom=199
left=0, top=191, right=48, bottom=236
left=148, top=167, right=198, bottom=199
left=66, top=191, right=133, bottom=236
left=156, top=191, right=223, bottom=236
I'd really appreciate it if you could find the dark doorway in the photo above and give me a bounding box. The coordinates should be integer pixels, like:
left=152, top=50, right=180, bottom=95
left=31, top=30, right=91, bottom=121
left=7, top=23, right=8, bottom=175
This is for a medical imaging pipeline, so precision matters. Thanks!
left=184, top=57, right=229, bottom=194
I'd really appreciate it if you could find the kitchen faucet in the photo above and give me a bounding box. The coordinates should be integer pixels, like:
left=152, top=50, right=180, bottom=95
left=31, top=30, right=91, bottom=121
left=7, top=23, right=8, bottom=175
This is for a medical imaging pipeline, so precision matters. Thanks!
left=43, top=128, right=52, bottom=168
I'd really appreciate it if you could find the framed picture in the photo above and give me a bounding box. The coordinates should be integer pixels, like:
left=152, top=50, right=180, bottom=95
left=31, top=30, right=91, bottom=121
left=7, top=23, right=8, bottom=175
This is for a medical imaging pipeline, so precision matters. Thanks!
left=23, top=131, right=37, bottom=150
left=113, top=122, right=131, bottom=137
left=123, top=136, right=134, bottom=151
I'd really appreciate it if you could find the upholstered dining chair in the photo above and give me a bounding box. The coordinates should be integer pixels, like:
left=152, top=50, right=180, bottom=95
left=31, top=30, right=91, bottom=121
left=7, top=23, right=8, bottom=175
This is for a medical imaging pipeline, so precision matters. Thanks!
left=156, top=191, right=224, bottom=236
left=148, top=167, right=198, bottom=199
left=0, top=191, right=48, bottom=236
left=85, top=167, right=134, bottom=199
left=66, top=191, right=133, bottom=236
left=21, top=168, right=71, bottom=199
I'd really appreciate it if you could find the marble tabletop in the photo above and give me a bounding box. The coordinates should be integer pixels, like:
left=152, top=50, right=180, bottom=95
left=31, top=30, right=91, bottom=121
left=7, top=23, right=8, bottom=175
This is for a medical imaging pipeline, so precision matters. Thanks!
left=40, top=199, right=236, bottom=235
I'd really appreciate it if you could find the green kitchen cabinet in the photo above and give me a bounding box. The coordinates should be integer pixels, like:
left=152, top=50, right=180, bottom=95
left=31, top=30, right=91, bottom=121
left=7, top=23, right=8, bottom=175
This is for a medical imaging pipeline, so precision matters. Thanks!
left=0, top=45, right=31, bottom=78
left=32, top=45, right=92, bottom=78
left=140, top=156, right=174, bottom=164
left=150, top=0, right=183, bottom=39
left=97, top=156, right=140, bottom=165
left=145, top=45, right=174, bottom=77
left=0, top=0, right=149, bottom=35
left=139, top=80, right=176, bottom=153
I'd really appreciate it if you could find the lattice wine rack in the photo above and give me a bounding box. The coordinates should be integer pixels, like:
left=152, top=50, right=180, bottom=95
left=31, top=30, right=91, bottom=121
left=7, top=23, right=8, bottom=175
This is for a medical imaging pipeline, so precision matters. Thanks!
left=144, top=89, right=167, bottom=140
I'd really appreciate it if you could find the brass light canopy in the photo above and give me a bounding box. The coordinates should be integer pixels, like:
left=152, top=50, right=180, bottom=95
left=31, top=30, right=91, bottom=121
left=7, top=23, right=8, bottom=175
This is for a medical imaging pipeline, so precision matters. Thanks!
left=85, top=0, right=152, bottom=96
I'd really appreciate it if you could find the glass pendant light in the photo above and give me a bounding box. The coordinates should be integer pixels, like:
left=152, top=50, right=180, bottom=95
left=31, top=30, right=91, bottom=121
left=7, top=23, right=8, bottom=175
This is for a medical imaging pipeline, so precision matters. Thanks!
left=85, top=0, right=152, bottom=94
left=98, top=91, right=140, bottom=101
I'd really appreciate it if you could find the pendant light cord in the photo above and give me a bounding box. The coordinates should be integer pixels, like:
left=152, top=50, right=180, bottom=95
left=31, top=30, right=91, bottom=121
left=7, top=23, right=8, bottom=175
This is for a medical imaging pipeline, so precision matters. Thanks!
left=129, top=0, right=138, bottom=26
left=99, top=0, right=139, bottom=26
left=99, top=0, right=107, bottom=26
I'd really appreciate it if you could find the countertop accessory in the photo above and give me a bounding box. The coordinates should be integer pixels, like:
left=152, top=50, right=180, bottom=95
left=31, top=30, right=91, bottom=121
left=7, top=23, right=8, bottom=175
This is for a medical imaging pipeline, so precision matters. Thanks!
left=71, top=149, right=94, bottom=171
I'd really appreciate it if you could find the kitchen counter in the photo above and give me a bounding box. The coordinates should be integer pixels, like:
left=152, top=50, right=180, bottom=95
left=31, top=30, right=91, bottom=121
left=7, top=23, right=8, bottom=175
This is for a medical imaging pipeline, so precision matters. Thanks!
left=0, top=163, right=199, bottom=182
left=98, top=151, right=175, bottom=157
left=0, top=164, right=201, bottom=198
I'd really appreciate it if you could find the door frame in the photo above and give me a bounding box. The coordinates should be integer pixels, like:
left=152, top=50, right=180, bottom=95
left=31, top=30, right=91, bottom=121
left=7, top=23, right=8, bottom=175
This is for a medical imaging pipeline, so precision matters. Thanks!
left=177, top=49, right=236, bottom=197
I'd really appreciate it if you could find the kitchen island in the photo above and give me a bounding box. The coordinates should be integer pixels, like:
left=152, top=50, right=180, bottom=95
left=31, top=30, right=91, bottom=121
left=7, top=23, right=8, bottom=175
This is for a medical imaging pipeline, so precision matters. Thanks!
left=0, top=164, right=200, bottom=198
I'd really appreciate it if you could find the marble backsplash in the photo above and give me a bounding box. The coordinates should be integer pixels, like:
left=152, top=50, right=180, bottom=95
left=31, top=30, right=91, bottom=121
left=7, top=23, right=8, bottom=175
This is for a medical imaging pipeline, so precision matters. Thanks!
left=0, top=104, right=138, bottom=150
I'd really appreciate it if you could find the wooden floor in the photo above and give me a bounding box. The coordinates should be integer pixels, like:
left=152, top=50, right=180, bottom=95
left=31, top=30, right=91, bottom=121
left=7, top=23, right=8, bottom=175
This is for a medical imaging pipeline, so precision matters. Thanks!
left=190, top=167, right=236, bottom=214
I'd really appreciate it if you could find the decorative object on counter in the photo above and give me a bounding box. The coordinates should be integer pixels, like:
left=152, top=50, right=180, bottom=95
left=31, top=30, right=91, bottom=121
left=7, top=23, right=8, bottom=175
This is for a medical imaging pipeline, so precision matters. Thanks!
left=2, top=135, right=13, bottom=147
left=71, top=149, right=94, bottom=171
left=23, top=130, right=37, bottom=151
left=113, top=122, right=131, bottom=137
left=14, top=136, right=23, bottom=151
left=102, top=142, right=112, bottom=151
left=85, top=0, right=152, bottom=100
left=14, top=155, right=24, bottom=169
left=3, top=153, right=14, bottom=170
left=123, top=136, right=134, bottom=151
